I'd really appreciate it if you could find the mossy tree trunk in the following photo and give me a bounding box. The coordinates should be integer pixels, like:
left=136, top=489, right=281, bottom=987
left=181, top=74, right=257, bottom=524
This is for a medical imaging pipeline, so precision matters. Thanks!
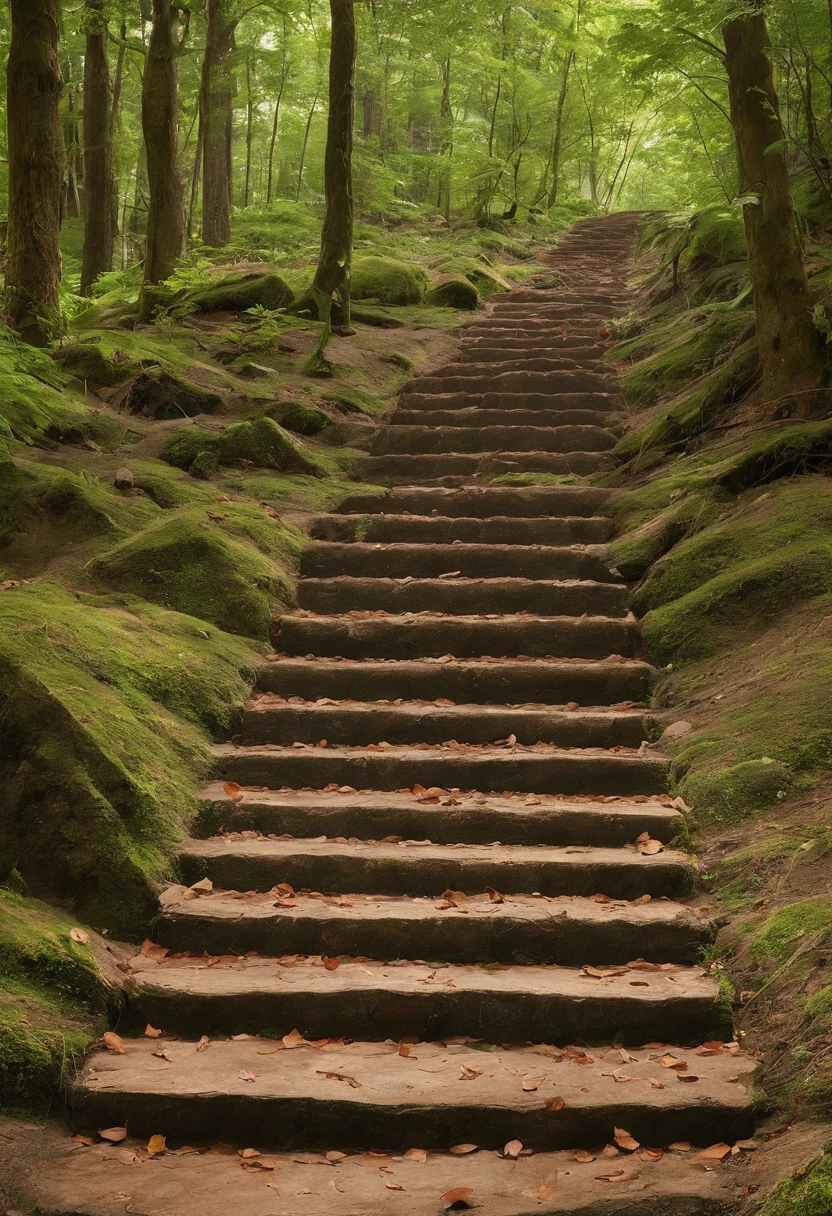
left=722, top=2, right=825, bottom=402
left=80, top=0, right=114, bottom=295
left=5, top=0, right=64, bottom=347
left=200, top=0, right=237, bottom=247
left=306, top=0, right=357, bottom=372
left=141, top=1, right=188, bottom=291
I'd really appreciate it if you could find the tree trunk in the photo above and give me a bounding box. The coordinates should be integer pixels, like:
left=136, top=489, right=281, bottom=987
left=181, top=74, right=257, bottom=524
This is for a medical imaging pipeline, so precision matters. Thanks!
left=437, top=54, right=453, bottom=223
left=200, top=0, right=236, bottom=246
left=188, top=99, right=203, bottom=237
left=306, top=0, right=356, bottom=370
left=141, top=0, right=187, bottom=288
left=80, top=0, right=114, bottom=294
left=5, top=0, right=64, bottom=346
left=244, top=48, right=254, bottom=207
left=62, top=53, right=82, bottom=218
left=109, top=19, right=127, bottom=239
left=722, top=3, right=824, bottom=400
left=295, top=95, right=318, bottom=202
left=546, top=49, right=574, bottom=209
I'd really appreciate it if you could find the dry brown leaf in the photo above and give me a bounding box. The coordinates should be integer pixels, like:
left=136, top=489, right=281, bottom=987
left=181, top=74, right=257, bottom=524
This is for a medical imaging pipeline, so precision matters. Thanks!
left=404, top=1148, right=427, bottom=1162
left=522, top=1075, right=545, bottom=1091
left=386, top=1182, right=405, bottom=1191
left=70, top=1134, right=96, bottom=1147
left=70, top=927, right=89, bottom=944
left=574, top=1150, right=595, bottom=1163
left=677, top=1073, right=700, bottom=1082
left=641, top=1149, right=664, bottom=1161
left=486, top=887, right=504, bottom=903
left=441, top=1186, right=474, bottom=1210
left=196, top=1035, right=210, bottom=1052
left=316, top=1069, right=361, bottom=1088
left=696, top=1143, right=732, bottom=1161
left=323, top=957, right=340, bottom=970
left=614, top=1128, right=640, bottom=1153
left=520, top=1172, right=558, bottom=1202
left=449, top=1143, right=478, bottom=1155
left=459, top=1064, right=483, bottom=1080
left=547, top=1096, right=565, bottom=1111
left=146, top=1134, right=166, bottom=1156
left=670, top=1142, right=691, bottom=1152
left=238, top=1148, right=261, bottom=1159
left=503, top=1139, right=523, bottom=1158
left=102, top=1032, right=126, bottom=1055
left=659, top=1054, right=686, bottom=1070
left=223, top=781, right=243, bottom=799
left=144, top=1024, right=162, bottom=1038
left=98, top=1127, right=127, bottom=1144
left=596, top=1170, right=640, bottom=1183
left=282, top=1028, right=306, bottom=1048
left=326, top=1151, right=347, bottom=1162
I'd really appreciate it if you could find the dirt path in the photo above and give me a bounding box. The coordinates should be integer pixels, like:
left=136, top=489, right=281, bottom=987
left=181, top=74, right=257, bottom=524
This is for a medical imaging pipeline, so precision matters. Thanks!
left=30, top=214, right=763, bottom=1214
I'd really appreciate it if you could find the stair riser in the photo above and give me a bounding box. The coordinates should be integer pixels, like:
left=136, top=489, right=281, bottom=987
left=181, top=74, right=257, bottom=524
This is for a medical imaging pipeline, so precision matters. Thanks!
left=70, top=1088, right=753, bottom=1155
left=238, top=706, right=650, bottom=749
left=157, top=908, right=712, bottom=966
left=398, top=392, right=618, bottom=411
left=333, top=488, right=612, bottom=518
left=361, top=452, right=613, bottom=479
left=299, top=544, right=620, bottom=582
left=196, top=797, right=680, bottom=847
left=459, top=344, right=607, bottom=360
left=127, top=984, right=729, bottom=1046
left=255, top=660, right=653, bottom=705
left=406, top=373, right=611, bottom=395
left=213, top=751, right=670, bottom=797
left=370, top=425, right=617, bottom=456
left=296, top=578, right=630, bottom=617
left=389, top=409, right=622, bottom=429
left=272, top=616, right=642, bottom=660
left=177, top=850, right=693, bottom=901
left=307, top=515, right=614, bottom=544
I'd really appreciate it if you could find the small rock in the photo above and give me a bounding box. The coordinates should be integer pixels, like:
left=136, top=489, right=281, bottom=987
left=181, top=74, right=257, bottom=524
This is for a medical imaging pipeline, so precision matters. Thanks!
left=114, top=467, right=134, bottom=490
left=660, top=720, right=693, bottom=741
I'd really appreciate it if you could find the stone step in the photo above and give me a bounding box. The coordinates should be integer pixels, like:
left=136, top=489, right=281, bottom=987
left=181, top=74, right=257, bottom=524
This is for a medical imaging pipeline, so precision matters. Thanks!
left=211, top=742, right=669, bottom=796
left=299, top=542, right=621, bottom=582
left=370, top=424, right=617, bottom=456
left=430, top=356, right=606, bottom=376
left=307, top=512, right=615, bottom=545
left=296, top=576, right=630, bottom=617
left=387, top=408, right=622, bottom=430
left=72, top=1037, right=755, bottom=1153
left=398, top=390, right=619, bottom=411
left=239, top=700, right=650, bottom=748
left=25, top=1138, right=749, bottom=1216
left=255, top=656, right=653, bottom=705
left=332, top=486, right=612, bottom=517
left=156, top=887, right=712, bottom=965
left=406, top=370, right=611, bottom=395
left=459, top=342, right=607, bottom=360
left=361, top=451, right=613, bottom=480
left=196, top=785, right=682, bottom=847
left=272, top=612, right=642, bottom=660
left=505, top=290, right=629, bottom=306
left=177, top=838, right=694, bottom=901
left=463, top=319, right=607, bottom=335
left=126, top=957, right=728, bottom=1044
left=488, top=305, right=611, bottom=320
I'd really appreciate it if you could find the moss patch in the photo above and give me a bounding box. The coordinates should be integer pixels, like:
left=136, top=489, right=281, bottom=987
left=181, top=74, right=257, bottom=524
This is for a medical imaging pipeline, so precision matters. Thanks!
left=351, top=256, right=431, bottom=305
left=425, top=278, right=481, bottom=310
left=184, top=272, right=295, bottom=315
left=758, top=1153, right=832, bottom=1216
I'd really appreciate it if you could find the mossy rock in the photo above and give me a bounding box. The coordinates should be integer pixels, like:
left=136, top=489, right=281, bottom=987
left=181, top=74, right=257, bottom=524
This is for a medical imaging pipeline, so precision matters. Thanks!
left=220, top=417, right=319, bottom=474
left=425, top=278, right=481, bottom=310
left=351, top=256, right=430, bottom=305
left=89, top=510, right=287, bottom=638
left=432, top=255, right=512, bottom=295
left=758, top=1151, right=832, bottom=1216
left=265, top=400, right=333, bottom=436
left=751, top=898, right=832, bottom=962
left=51, top=342, right=137, bottom=388
left=680, top=758, right=792, bottom=827
left=185, top=272, right=295, bottom=315
left=111, top=367, right=223, bottom=420
left=161, top=426, right=221, bottom=475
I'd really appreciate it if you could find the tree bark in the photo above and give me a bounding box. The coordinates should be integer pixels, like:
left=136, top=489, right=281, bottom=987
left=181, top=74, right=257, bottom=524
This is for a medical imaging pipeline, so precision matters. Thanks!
left=244, top=47, right=254, bottom=207
left=80, top=0, right=114, bottom=294
left=201, top=0, right=236, bottom=246
left=437, top=54, right=453, bottom=223
left=722, top=2, right=824, bottom=399
left=110, top=18, right=128, bottom=239
left=295, top=95, right=318, bottom=202
left=62, top=51, right=82, bottom=218
left=5, top=0, right=64, bottom=346
left=141, top=0, right=187, bottom=288
left=546, top=49, right=574, bottom=209
left=306, top=0, right=356, bottom=370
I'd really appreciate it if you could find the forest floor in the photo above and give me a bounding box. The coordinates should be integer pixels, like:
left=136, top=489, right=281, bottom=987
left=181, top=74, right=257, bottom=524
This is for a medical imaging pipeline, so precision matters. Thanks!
left=3, top=207, right=832, bottom=1213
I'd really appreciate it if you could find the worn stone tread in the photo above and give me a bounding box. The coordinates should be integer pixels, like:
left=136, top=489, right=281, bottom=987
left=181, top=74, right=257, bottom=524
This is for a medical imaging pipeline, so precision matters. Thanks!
left=333, top=486, right=613, bottom=517
left=371, top=425, right=618, bottom=456
left=308, top=513, right=615, bottom=545
left=72, top=1037, right=755, bottom=1151
left=299, top=542, right=622, bottom=582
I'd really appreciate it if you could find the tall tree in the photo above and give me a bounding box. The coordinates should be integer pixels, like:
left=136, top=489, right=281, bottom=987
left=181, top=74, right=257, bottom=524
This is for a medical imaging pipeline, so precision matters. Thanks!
left=201, top=0, right=237, bottom=246
left=141, top=0, right=188, bottom=292
left=80, top=0, right=115, bottom=294
left=722, top=0, right=824, bottom=399
left=306, top=0, right=357, bottom=370
left=5, top=0, right=64, bottom=346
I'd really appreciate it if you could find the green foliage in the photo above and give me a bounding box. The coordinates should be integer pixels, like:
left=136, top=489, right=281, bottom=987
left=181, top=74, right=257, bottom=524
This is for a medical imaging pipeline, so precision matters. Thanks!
left=682, top=760, right=792, bottom=828
left=751, top=900, right=832, bottom=963
left=351, top=256, right=431, bottom=305
left=182, top=272, right=295, bottom=315
left=0, top=323, right=69, bottom=456
left=758, top=1153, right=832, bottom=1216
left=266, top=400, right=333, bottom=435
left=425, top=278, right=482, bottom=310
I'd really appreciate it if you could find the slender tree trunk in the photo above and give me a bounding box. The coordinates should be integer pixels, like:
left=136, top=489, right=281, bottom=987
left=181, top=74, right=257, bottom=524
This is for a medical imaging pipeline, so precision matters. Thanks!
left=722, top=3, right=824, bottom=399
left=110, top=19, right=127, bottom=238
left=80, top=0, right=114, bottom=294
left=306, top=0, right=356, bottom=370
left=546, top=49, right=574, bottom=209
left=487, top=75, right=501, bottom=158
left=266, top=80, right=287, bottom=204
left=244, top=48, right=254, bottom=208
left=437, top=54, right=453, bottom=223
left=5, top=0, right=64, bottom=345
left=295, top=95, right=318, bottom=202
left=188, top=100, right=203, bottom=238
left=141, top=0, right=187, bottom=289
left=62, top=54, right=82, bottom=218
left=200, top=0, right=236, bottom=246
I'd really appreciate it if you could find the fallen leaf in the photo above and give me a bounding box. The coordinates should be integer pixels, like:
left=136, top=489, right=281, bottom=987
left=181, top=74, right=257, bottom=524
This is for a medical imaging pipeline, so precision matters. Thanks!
left=677, top=1073, right=700, bottom=1083
left=196, top=1035, right=210, bottom=1052
left=223, top=781, right=243, bottom=800
left=614, top=1128, right=640, bottom=1153
left=144, top=1024, right=162, bottom=1038
left=696, top=1143, right=732, bottom=1161
left=441, top=1186, right=474, bottom=1209
left=404, top=1148, right=427, bottom=1162
left=146, top=1134, right=166, bottom=1156
left=459, top=1064, right=483, bottom=1080
left=449, top=1143, right=478, bottom=1155
left=103, top=1032, right=126, bottom=1055
left=316, top=1069, right=361, bottom=1088
left=503, top=1139, right=523, bottom=1158
left=189, top=877, right=213, bottom=893
left=574, top=1150, right=595, bottom=1163
left=386, top=1182, right=405, bottom=1191
left=283, top=1028, right=306, bottom=1048
left=596, top=1170, right=640, bottom=1183
left=486, top=887, right=504, bottom=903
left=70, top=927, right=89, bottom=944
left=242, top=1158, right=275, bottom=1171
left=98, top=1127, right=127, bottom=1144
left=238, top=1070, right=257, bottom=1082
left=669, top=1142, right=691, bottom=1152
left=70, top=1134, right=96, bottom=1146
left=521, top=1172, right=558, bottom=1201
left=547, top=1096, right=565, bottom=1111
left=239, top=1148, right=261, bottom=1159
left=641, top=1149, right=664, bottom=1161
left=323, top=957, right=340, bottom=970
left=522, top=1075, right=546, bottom=1091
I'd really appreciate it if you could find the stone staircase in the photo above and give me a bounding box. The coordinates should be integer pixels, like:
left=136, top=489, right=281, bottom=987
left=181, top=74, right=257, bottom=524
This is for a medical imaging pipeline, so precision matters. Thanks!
left=68, top=213, right=756, bottom=1215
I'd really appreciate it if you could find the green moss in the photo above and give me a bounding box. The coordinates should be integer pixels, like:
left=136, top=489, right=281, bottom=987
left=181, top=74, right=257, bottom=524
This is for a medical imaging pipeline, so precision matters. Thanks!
left=806, top=985, right=832, bottom=1022
left=89, top=508, right=295, bottom=638
left=51, top=342, right=138, bottom=387
left=758, top=1153, right=832, bottom=1215
left=113, top=367, right=224, bottom=420
left=0, top=583, right=257, bottom=934
left=184, top=272, right=295, bottom=314
left=351, top=256, right=431, bottom=305
left=433, top=255, right=512, bottom=296
left=751, top=899, right=832, bottom=962
left=425, top=278, right=481, bottom=310
left=161, top=426, right=221, bottom=473
left=220, top=417, right=320, bottom=474
left=265, top=400, right=332, bottom=436
left=680, top=759, right=792, bottom=827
